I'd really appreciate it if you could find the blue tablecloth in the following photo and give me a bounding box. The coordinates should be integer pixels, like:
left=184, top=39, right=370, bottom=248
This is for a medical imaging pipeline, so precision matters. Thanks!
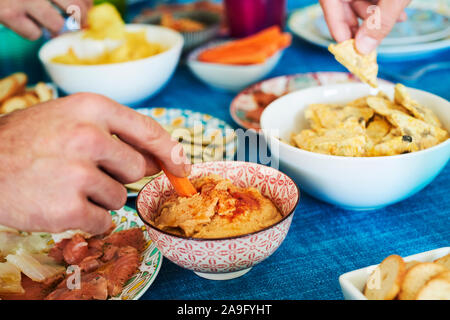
left=0, top=0, right=446, bottom=301
left=122, top=1, right=450, bottom=300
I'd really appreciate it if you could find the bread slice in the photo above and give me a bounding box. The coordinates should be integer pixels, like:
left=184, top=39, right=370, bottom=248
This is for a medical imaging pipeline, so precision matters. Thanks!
left=405, top=260, right=421, bottom=270
left=34, top=82, right=53, bottom=102
left=416, top=270, right=450, bottom=300
left=434, top=254, right=450, bottom=270
left=22, top=92, right=40, bottom=106
left=9, top=72, right=27, bottom=91
left=398, top=262, right=447, bottom=300
left=0, top=77, right=19, bottom=104
left=0, top=96, right=30, bottom=114
left=364, top=255, right=406, bottom=300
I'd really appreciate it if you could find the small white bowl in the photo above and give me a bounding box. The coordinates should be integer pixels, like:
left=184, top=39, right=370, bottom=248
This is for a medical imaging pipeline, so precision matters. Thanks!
left=187, top=41, right=284, bottom=92
left=38, top=24, right=183, bottom=105
left=339, top=247, right=450, bottom=300
left=260, top=83, right=450, bottom=210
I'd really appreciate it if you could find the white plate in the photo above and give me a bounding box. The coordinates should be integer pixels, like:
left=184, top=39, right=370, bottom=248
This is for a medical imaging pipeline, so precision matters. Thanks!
left=339, top=247, right=450, bottom=300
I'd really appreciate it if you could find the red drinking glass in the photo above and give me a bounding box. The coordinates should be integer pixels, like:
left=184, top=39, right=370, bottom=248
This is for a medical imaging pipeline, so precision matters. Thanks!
left=224, top=0, right=287, bottom=38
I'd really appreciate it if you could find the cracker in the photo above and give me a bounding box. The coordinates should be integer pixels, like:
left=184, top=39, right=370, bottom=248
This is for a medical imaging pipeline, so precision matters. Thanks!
left=394, top=83, right=442, bottom=128
left=364, top=255, right=406, bottom=300
left=328, top=39, right=378, bottom=88
left=398, top=262, right=447, bottom=300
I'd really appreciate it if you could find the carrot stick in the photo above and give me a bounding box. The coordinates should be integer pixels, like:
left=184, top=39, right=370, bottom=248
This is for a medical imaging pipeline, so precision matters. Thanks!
left=156, top=160, right=197, bottom=197
left=198, top=26, right=291, bottom=65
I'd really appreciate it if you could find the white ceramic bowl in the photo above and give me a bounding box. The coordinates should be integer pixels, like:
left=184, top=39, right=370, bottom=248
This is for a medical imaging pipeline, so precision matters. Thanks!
left=136, top=161, right=299, bottom=280
left=339, top=247, right=450, bottom=300
left=260, top=83, right=450, bottom=210
left=38, top=24, right=183, bottom=105
left=186, top=41, right=284, bottom=92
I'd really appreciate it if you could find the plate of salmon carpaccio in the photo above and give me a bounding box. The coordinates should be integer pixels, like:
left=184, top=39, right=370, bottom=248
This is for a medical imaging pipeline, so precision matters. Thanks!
left=0, top=206, right=162, bottom=300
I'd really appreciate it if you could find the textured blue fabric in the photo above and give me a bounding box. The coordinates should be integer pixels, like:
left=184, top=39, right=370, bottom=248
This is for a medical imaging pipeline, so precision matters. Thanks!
left=123, top=0, right=450, bottom=300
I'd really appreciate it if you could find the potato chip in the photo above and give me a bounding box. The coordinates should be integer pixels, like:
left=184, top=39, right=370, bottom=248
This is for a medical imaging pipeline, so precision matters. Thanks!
left=394, top=84, right=442, bottom=128
left=52, top=4, right=166, bottom=65
left=328, top=39, right=378, bottom=88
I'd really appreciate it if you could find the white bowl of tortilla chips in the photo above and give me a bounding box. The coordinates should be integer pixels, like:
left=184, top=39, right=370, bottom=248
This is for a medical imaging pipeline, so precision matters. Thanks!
left=260, top=83, right=450, bottom=210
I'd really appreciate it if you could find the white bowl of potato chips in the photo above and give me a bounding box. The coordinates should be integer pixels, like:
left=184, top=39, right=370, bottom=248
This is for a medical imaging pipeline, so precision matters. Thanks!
left=39, top=24, right=183, bottom=105
left=260, top=83, right=450, bottom=210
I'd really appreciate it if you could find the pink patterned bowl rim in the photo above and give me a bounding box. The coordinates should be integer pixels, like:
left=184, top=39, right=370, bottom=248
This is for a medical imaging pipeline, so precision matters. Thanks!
left=135, top=161, right=300, bottom=241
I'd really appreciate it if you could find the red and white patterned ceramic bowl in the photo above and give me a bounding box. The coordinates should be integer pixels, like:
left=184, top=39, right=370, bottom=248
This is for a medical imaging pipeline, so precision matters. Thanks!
left=136, top=161, right=300, bottom=280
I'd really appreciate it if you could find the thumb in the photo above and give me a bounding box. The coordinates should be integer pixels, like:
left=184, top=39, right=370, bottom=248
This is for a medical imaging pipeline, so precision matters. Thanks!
left=355, top=0, right=410, bottom=54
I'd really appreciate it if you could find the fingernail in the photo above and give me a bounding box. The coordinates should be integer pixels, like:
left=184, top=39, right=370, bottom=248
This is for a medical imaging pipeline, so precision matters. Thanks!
left=356, top=35, right=378, bottom=55
left=183, top=162, right=191, bottom=176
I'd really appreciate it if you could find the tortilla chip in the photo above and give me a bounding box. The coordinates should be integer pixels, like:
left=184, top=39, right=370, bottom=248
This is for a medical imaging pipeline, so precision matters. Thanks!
left=366, top=115, right=391, bottom=144
left=368, top=136, right=419, bottom=156
left=328, top=39, right=378, bottom=88
left=367, top=96, right=449, bottom=149
left=394, top=84, right=442, bottom=128
left=307, top=103, right=374, bottom=129
left=292, top=117, right=367, bottom=156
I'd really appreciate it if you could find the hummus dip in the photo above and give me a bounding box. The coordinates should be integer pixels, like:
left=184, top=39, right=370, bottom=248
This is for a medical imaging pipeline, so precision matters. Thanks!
left=152, top=175, right=283, bottom=238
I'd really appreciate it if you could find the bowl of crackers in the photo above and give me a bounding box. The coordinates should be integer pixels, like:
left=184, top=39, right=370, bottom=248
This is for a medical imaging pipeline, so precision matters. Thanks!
left=260, top=82, right=450, bottom=210
left=339, top=247, right=450, bottom=300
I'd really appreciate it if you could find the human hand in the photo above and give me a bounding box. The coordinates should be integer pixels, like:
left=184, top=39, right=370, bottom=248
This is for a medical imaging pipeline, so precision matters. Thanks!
left=0, top=93, right=190, bottom=235
left=319, top=0, right=411, bottom=54
left=0, top=0, right=93, bottom=40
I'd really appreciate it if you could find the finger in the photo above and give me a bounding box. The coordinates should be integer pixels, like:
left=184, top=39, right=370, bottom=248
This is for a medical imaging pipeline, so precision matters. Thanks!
left=51, top=0, right=89, bottom=26
left=67, top=125, right=147, bottom=184
left=25, top=0, right=65, bottom=34
left=343, top=1, right=359, bottom=37
left=100, top=102, right=191, bottom=178
left=354, top=0, right=411, bottom=54
left=76, top=201, right=113, bottom=235
left=319, top=0, right=352, bottom=42
left=351, top=1, right=408, bottom=22
left=0, top=15, right=42, bottom=40
left=84, top=169, right=127, bottom=210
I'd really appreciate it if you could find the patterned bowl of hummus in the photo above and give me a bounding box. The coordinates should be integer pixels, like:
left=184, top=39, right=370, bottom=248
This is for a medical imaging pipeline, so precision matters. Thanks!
left=136, top=161, right=299, bottom=280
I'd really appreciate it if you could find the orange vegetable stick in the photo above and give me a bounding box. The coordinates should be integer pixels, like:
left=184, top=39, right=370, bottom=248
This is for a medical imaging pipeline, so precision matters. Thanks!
left=157, top=160, right=197, bottom=197
left=198, top=26, right=291, bottom=65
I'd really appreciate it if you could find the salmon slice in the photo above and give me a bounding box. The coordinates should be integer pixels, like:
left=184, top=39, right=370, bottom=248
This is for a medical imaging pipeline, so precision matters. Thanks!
left=104, top=228, right=145, bottom=252
left=97, top=246, right=140, bottom=297
left=45, top=273, right=108, bottom=300
left=63, top=234, right=89, bottom=265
